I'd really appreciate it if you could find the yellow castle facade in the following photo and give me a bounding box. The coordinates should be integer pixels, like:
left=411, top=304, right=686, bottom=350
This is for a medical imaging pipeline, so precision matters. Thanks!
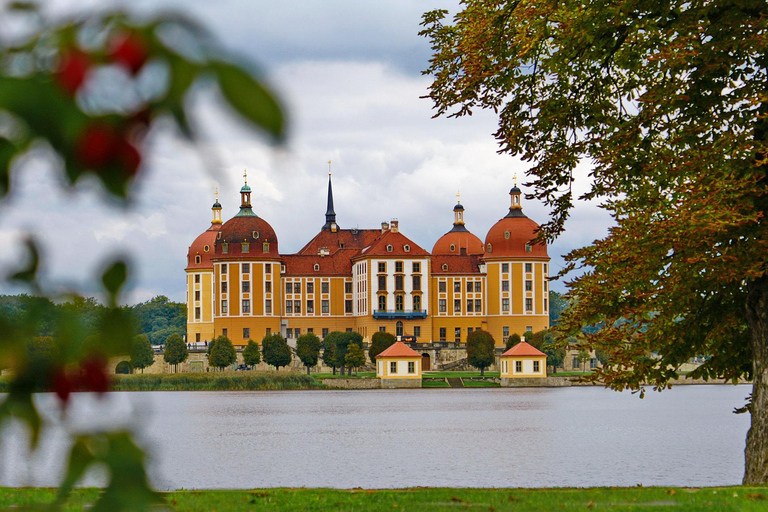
left=186, top=173, right=550, bottom=347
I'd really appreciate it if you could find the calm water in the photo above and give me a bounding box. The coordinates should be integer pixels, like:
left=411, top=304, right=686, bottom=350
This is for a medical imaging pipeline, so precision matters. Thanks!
left=0, top=385, right=752, bottom=489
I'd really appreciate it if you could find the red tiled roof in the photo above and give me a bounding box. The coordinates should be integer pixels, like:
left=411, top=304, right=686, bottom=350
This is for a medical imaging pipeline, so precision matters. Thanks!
left=432, top=229, right=484, bottom=255
left=296, top=228, right=381, bottom=256
left=485, top=215, right=548, bottom=259
left=501, top=341, right=546, bottom=357
left=355, top=230, right=429, bottom=259
left=282, top=248, right=360, bottom=276
left=431, top=254, right=483, bottom=274
left=186, top=223, right=221, bottom=270
left=377, top=341, right=421, bottom=358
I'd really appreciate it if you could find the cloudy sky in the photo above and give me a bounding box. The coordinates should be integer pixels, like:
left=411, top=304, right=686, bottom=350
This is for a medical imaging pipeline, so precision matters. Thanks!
left=0, top=0, right=612, bottom=304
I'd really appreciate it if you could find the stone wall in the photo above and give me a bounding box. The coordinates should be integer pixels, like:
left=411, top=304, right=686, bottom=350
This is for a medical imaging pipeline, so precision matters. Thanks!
left=381, top=378, right=421, bottom=389
left=321, top=378, right=381, bottom=389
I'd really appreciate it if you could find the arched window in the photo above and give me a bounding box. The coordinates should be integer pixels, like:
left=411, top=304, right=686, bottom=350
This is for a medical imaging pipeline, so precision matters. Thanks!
left=195, top=255, right=201, bottom=264
left=487, top=243, right=492, bottom=253
left=378, top=295, right=386, bottom=312
left=396, top=321, right=404, bottom=337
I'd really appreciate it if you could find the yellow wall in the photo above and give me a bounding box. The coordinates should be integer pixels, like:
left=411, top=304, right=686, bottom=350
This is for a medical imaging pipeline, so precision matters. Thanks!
left=500, top=355, right=547, bottom=378
left=377, top=356, right=422, bottom=379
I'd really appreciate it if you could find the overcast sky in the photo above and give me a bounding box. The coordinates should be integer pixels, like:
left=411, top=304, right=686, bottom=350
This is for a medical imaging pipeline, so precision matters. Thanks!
left=0, top=0, right=612, bottom=304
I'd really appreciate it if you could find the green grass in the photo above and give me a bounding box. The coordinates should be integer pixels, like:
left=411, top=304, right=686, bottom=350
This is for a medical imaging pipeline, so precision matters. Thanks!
left=462, top=379, right=500, bottom=388
left=313, top=372, right=376, bottom=379
left=3, top=486, right=768, bottom=511
left=111, top=372, right=324, bottom=391
left=423, top=371, right=500, bottom=378
left=422, top=378, right=450, bottom=388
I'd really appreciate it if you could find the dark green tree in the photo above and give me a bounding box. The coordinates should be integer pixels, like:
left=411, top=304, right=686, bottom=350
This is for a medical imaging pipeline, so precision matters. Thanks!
left=130, top=334, right=154, bottom=373
left=322, top=331, right=343, bottom=375
left=466, top=330, right=495, bottom=377
left=345, top=343, right=366, bottom=375
left=333, top=331, right=363, bottom=376
left=262, top=333, right=291, bottom=371
left=242, top=339, right=261, bottom=368
left=209, top=335, right=236, bottom=371
left=369, top=331, right=396, bottom=364
left=163, top=333, right=188, bottom=373
left=548, top=291, right=568, bottom=326
left=504, top=333, right=521, bottom=351
left=296, top=333, right=321, bottom=375
left=528, top=330, right=564, bottom=375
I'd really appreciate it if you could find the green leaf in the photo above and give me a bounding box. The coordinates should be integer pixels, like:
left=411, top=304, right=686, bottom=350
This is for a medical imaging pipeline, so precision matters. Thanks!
left=211, top=60, right=285, bottom=141
left=8, top=236, right=40, bottom=286
left=101, top=260, right=128, bottom=300
left=0, top=138, right=16, bottom=198
left=0, top=392, right=42, bottom=449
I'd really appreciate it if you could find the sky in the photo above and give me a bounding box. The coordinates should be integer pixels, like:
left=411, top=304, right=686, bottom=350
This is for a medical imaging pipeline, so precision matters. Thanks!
left=0, top=0, right=612, bottom=304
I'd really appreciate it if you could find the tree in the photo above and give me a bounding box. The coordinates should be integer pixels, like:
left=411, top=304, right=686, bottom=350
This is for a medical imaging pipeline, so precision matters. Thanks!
left=163, top=333, right=188, bottom=373
left=209, top=335, right=236, bottom=371
left=369, top=331, right=396, bottom=364
left=322, top=333, right=339, bottom=374
left=466, top=330, right=495, bottom=377
left=548, top=291, right=568, bottom=326
left=529, top=330, right=564, bottom=374
left=422, top=2, right=768, bottom=483
left=578, top=350, right=591, bottom=374
left=334, top=331, right=364, bottom=376
left=262, top=333, right=292, bottom=371
left=345, top=343, right=366, bottom=375
left=242, top=339, right=261, bottom=368
left=130, top=334, right=154, bottom=373
left=504, top=333, right=521, bottom=351
left=296, top=333, right=321, bottom=375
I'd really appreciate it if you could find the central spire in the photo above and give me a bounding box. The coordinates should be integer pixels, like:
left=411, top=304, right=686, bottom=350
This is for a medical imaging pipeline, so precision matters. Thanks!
left=323, top=160, right=338, bottom=231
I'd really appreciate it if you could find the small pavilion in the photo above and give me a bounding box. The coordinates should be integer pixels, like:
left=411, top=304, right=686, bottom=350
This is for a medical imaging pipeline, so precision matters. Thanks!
left=500, top=341, right=547, bottom=380
left=376, top=341, right=422, bottom=388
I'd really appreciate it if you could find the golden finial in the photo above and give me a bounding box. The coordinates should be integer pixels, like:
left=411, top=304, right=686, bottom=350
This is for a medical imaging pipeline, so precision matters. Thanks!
left=215, top=187, right=219, bottom=201
left=243, top=169, right=248, bottom=185
left=456, top=189, right=461, bottom=204
left=328, top=160, right=332, bottom=176
left=514, top=173, right=517, bottom=187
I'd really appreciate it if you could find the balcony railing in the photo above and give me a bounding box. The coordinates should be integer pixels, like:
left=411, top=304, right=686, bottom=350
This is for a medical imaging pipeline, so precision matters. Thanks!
left=373, top=309, right=427, bottom=320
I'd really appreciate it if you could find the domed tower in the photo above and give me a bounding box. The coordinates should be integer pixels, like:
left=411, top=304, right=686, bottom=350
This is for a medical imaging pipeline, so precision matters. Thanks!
left=483, top=181, right=550, bottom=345
left=212, top=172, right=282, bottom=346
left=186, top=191, right=223, bottom=345
left=431, top=195, right=484, bottom=255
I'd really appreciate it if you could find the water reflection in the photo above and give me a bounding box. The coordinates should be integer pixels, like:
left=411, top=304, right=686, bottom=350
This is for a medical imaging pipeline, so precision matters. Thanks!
left=0, top=385, right=751, bottom=489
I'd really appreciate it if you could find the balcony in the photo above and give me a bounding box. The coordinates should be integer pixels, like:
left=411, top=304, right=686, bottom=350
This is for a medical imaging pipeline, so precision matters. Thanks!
left=373, top=309, right=427, bottom=320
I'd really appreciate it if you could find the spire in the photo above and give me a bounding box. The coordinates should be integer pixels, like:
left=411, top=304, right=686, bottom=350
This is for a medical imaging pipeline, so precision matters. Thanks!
left=322, top=160, right=338, bottom=231
left=236, top=170, right=256, bottom=217
left=450, top=191, right=468, bottom=232
left=505, top=174, right=527, bottom=218
left=211, top=187, right=222, bottom=225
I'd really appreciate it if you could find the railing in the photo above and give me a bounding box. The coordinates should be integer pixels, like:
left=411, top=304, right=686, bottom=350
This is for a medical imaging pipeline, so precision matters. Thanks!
left=372, top=309, right=428, bottom=319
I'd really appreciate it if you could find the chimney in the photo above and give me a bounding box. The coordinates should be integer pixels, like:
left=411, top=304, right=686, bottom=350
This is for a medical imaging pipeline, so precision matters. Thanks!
left=390, top=219, right=399, bottom=233
left=381, top=221, right=389, bottom=233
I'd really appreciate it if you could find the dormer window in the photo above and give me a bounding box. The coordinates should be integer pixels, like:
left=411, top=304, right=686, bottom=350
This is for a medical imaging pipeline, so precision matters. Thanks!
left=505, top=231, right=510, bottom=239
left=204, top=245, right=210, bottom=252
left=314, top=263, right=320, bottom=271
left=386, top=244, right=393, bottom=252
left=263, top=242, right=270, bottom=253
left=217, top=232, right=222, bottom=240
left=252, top=231, right=259, bottom=239
left=404, top=244, right=410, bottom=252
left=450, top=244, right=455, bottom=252
left=242, top=243, right=250, bottom=253
left=222, top=243, right=229, bottom=254
left=525, top=243, right=532, bottom=253
left=442, top=263, right=448, bottom=271
left=487, top=243, right=492, bottom=253
left=195, top=255, right=201, bottom=264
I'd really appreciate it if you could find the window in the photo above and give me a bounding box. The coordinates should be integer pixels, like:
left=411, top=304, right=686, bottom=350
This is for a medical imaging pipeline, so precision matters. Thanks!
left=222, top=328, right=227, bottom=337
left=487, top=243, right=492, bottom=253
left=294, top=283, right=301, bottom=294
left=504, top=230, right=510, bottom=239
left=439, top=299, right=446, bottom=312
left=525, top=243, right=532, bottom=253
left=527, top=326, right=533, bottom=332
left=241, top=243, right=250, bottom=253
left=222, top=281, right=228, bottom=293
left=396, top=321, right=403, bottom=336
left=265, top=263, right=271, bottom=273
left=414, top=326, right=421, bottom=337
left=468, top=327, right=473, bottom=335
left=442, top=264, right=448, bottom=271
left=346, top=328, right=353, bottom=332
left=379, top=326, right=386, bottom=332
left=307, top=282, right=314, bottom=293
left=243, top=328, right=250, bottom=339
left=294, top=300, right=301, bottom=313
left=404, top=244, right=410, bottom=252
left=467, top=300, right=474, bottom=312
left=395, top=261, right=403, bottom=273
left=295, top=328, right=300, bottom=337
left=503, top=326, right=510, bottom=339
left=390, top=361, right=397, bottom=373
left=194, top=274, right=200, bottom=284
left=386, top=244, right=393, bottom=252
left=242, top=263, right=250, bottom=274
left=502, top=280, right=509, bottom=292
left=525, top=298, right=533, bottom=311
left=502, top=298, right=510, bottom=312
left=544, top=298, right=548, bottom=311
left=314, top=263, right=320, bottom=271
left=534, top=361, right=540, bottom=372
left=322, top=328, right=329, bottom=338
left=345, top=300, right=353, bottom=313
left=196, top=333, right=200, bottom=342
left=221, top=300, right=227, bottom=313
left=454, top=327, right=461, bottom=342
left=439, top=327, right=446, bottom=341
left=265, top=281, right=272, bottom=293
left=525, top=263, right=532, bottom=272
left=195, top=255, right=201, bottom=264
left=263, top=242, right=270, bottom=253
left=345, top=282, right=352, bottom=293
left=525, top=280, right=532, bottom=291
left=378, top=262, right=386, bottom=273
left=252, top=231, right=259, bottom=239
left=322, top=300, right=329, bottom=313
left=286, top=328, right=293, bottom=339
left=439, top=281, right=446, bottom=293
left=321, top=282, right=329, bottom=294
left=195, top=307, right=200, bottom=319
left=395, top=295, right=404, bottom=312
left=450, top=244, right=456, bottom=252
left=286, top=301, right=293, bottom=313
left=378, top=275, right=387, bottom=291
left=454, top=299, right=461, bottom=312
left=408, top=361, right=415, bottom=374
left=221, top=264, right=227, bottom=274
left=242, top=299, right=250, bottom=313
left=413, top=295, right=421, bottom=312
left=307, top=300, right=314, bottom=313
left=266, top=328, right=271, bottom=336
left=265, top=300, right=271, bottom=313
left=515, top=361, right=522, bottom=373
left=454, top=282, right=461, bottom=292
left=195, top=290, right=200, bottom=301
left=412, top=275, right=421, bottom=290
left=467, top=282, right=473, bottom=293
left=222, top=243, right=229, bottom=254
left=395, top=275, right=404, bottom=291
left=242, top=281, right=250, bottom=293
left=502, top=263, right=509, bottom=273
left=308, top=328, right=313, bottom=333
left=475, top=299, right=481, bottom=312
left=412, top=262, right=420, bottom=273
left=378, top=295, right=386, bottom=311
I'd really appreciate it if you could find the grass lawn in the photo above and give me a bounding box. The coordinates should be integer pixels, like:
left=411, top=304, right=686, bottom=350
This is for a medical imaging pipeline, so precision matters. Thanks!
left=423, top=371, right=500, bottom=379
left=422, top=379, right=450, bottom=388
left=462, top=379, right=500, bottom=388
left=313, top=372, right=376, bottom=379
left=3, top=486, right=768, bottom=511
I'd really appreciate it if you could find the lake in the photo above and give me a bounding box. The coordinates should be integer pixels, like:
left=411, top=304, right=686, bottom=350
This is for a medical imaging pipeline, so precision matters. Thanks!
left=0, top=385, right=752, bottom=489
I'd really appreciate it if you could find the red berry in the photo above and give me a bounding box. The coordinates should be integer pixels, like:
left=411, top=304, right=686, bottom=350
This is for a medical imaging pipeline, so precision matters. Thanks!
left=114, top=137, right=142, bottom=177
left=55, top=51, right=91, bottom=95
left=75, top=124, right=117, bottom=169
left=50, top=367, right=72, bottom=404
left=110, top=33, right=149, bottom=75
left=79, top=355, right=110, bottom=394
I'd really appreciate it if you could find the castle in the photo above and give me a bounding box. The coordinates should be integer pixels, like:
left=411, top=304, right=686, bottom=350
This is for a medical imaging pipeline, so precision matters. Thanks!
left=185, top=172, right=550, bottom=348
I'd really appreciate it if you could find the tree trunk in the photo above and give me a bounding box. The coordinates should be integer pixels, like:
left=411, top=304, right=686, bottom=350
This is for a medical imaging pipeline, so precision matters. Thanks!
left=744, top=276, right=768, bottom=484
left=480, top=367, right=485, bottom=377
left=306, top=365, right=310, bottom=375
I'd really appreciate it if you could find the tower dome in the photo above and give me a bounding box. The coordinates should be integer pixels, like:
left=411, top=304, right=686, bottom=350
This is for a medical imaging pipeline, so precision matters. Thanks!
left=484, top=184, right=548, bottom=258
left=186, top=193, right=223, bottom=269
left=432, top=198, right=484, bottom=255
left=214, top=173, right=279, bottom=259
